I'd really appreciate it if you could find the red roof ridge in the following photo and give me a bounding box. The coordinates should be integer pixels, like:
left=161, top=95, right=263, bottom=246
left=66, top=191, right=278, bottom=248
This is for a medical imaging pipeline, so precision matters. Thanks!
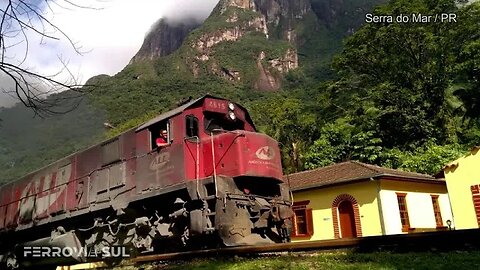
left=287, top=161, right=353, bottom=177
left=349, top=160, right=383, bottom=174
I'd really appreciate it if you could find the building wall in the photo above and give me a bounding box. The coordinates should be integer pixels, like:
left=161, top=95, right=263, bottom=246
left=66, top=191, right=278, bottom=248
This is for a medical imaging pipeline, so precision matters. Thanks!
left=379, top=180, right=453, bottom=234
left=292, top=179, right=452, bottom=242
left=292, top=181, right=382, bottom=242
left=444, top=148, right=480, bottom=229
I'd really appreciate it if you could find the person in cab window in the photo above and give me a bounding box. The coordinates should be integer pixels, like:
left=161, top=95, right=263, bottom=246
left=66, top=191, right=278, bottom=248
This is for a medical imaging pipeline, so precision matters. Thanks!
left=156, top=130, right=169, bottom=148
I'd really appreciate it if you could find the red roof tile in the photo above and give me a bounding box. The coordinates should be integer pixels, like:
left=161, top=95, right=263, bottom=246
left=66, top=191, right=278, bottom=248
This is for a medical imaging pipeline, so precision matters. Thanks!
left=285, top=161, right=440, bottom=191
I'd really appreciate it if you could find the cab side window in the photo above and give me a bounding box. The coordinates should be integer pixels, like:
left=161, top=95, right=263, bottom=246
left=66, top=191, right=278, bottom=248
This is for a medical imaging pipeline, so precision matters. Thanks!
left=149, top=121, right=170, bottom=150
left=186, top=115, right=199, bottom=138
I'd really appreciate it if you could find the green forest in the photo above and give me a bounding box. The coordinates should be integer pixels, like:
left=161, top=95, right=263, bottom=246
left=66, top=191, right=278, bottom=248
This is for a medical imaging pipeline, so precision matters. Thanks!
left=0, top=0, right=478, bottom=183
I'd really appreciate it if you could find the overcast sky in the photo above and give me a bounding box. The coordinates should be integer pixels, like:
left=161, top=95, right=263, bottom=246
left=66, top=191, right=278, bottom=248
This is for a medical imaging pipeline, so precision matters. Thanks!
left=0, top=0, right=219, bottom=108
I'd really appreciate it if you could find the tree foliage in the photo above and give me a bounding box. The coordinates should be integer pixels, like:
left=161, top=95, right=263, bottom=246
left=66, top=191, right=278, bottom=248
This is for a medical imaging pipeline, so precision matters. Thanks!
left=381, top=143, right=466, bottom=174
left=251, top=96, right=318, bottom=173
left=332, top=0, right=466, bottom=148
left=301, top=0, right=479, bottom=174
left=450, top=3, right=480, bottom=127
left=304, top=118, right=383, bottom=169
left=0, top=92, right=104, bottom=182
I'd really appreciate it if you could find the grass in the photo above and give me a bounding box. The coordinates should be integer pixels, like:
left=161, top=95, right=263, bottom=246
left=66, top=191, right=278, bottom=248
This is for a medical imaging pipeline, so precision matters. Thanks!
left=112, top=250, right=480, bottom=270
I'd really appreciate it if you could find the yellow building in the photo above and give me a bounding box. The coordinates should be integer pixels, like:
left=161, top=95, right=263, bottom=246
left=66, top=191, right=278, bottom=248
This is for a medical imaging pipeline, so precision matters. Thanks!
left=287, top=161, right=453, bottom=241
left=442, top=146, right=480, bottom=230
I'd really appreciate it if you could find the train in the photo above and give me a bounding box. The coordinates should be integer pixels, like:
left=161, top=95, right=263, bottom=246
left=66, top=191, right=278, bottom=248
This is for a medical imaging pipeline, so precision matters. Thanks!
left=0, top=95, right=293, bottom=269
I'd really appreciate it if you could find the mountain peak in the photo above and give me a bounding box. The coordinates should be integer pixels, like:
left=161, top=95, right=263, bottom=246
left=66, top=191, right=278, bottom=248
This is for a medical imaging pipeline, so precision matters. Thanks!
left=127, top=0, right=310, bottom=91
left=130, top=17, right=200, bottom=63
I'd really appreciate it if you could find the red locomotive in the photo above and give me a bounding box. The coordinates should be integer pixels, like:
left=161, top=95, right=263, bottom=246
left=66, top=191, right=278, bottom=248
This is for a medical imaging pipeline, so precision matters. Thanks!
left=0, top=95, right=293, bottom=269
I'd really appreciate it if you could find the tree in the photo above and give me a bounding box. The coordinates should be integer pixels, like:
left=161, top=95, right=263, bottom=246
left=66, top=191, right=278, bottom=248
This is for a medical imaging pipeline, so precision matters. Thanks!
left=380, top=142, right=465, bottom=175
left=451, top=2, right=480, bottom=127
left=303, top=0, right=479, bottom=173
left=332, top=0, right=463, bottom=149
left=251, top=95, right=318, bottom=173
left=0, top=0, right=96, bottom=116
left=304, top=118, right=383, bottom=169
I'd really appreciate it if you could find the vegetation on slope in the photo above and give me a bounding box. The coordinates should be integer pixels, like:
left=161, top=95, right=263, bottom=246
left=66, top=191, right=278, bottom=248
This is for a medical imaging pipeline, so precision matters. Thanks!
left=297, top=0, right=480, bottom=174
left=0, top=92, right=105, bottom=182
left=0, top=0, right=479, bottom=183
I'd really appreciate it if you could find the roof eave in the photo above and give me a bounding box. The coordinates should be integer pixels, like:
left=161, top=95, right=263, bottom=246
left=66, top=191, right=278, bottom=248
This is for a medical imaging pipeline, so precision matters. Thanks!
left=379, top=173, right=439, bottom=182
left=290, top=175, right=380, bottom=192
left=290, top=173, right=443, bottom=192
left=135, top=95, right=209, bottom=132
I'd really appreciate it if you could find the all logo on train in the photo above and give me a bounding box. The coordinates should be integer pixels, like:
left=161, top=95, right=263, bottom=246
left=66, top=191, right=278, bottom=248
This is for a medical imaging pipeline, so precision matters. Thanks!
left=256, top=146, right=275, bottom=160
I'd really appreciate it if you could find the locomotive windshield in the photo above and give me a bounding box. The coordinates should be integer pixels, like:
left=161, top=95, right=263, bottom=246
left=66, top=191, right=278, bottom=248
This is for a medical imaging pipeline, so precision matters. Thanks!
left=204, top=112, right=244, bottom=133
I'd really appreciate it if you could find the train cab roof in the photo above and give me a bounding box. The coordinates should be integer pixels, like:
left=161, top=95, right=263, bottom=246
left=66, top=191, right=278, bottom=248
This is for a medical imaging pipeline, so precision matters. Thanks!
left=136, top=95, right=255, bottom=132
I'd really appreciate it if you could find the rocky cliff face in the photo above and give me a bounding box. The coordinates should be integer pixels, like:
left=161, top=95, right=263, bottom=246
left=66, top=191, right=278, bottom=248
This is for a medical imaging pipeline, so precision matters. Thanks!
left=191, top=16, right=269, bottom=62
left=216, top=0, right=314, bottom=44
left=126, top=0, right=318, bottom=91
left=183, top=0, right=310, bottom=91
left=254, top=0, right=313, bottom=44
left=255, top=49, right=298, bottom=91
left=130, top=18, right=200, bottom=63
left=127, top=0, right=381, bottom=91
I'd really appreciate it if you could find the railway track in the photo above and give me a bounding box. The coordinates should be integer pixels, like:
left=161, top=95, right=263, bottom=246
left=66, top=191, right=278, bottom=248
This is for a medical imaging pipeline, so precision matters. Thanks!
left=133, top=237, right=358, bottom=264
left=58, top=229, right=480, bottom=270
left=57, top=239, right=360, bottom=270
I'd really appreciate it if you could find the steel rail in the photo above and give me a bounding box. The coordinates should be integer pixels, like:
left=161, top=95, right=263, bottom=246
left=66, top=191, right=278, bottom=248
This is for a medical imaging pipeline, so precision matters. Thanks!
left=132, top=238, right=359, bottom=263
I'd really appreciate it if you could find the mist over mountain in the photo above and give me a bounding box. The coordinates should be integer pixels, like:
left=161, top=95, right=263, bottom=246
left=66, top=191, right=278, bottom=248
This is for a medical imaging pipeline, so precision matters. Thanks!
left=130, top=18, right=201, bottom=63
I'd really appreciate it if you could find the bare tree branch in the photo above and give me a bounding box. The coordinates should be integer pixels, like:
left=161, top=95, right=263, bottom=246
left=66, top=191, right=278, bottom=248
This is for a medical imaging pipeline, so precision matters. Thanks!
left=0, top=0, right=98, bottom=116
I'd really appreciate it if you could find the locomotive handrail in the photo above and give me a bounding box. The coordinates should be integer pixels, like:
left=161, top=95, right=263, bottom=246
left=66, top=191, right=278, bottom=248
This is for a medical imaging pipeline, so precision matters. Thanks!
left=184, top=136, right=201, bottom=198
left=210, top=131, right=217, bottom=198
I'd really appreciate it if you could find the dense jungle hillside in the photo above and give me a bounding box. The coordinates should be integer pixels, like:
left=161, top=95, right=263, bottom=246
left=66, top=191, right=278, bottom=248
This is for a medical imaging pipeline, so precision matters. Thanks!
left=0, top=0, right=479, bottom=183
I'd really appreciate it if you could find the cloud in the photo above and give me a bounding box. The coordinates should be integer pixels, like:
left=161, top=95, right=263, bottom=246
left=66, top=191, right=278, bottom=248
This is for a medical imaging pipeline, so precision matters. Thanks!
left=0, top=0, right=220, bottom=108
left=0, top=75, right=18, bottom=108
left=44, top=0, right=219, bottom=80
left=162, top=0, right=220, bottom=24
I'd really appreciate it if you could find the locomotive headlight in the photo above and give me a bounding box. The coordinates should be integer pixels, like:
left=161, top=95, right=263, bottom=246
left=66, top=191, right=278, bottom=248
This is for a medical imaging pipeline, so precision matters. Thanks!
left=228, top=102, right=235, bottom=111
left=228, top=111, right=236, bottom=120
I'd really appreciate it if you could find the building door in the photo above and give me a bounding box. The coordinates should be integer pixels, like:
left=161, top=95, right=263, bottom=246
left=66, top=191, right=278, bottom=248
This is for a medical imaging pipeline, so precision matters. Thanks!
left=338, top=200, right=357, bottom=238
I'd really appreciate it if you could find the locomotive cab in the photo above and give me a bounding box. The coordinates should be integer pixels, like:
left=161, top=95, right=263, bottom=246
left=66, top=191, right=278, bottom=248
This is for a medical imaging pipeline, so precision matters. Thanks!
left=135, top=95, right=292, bottom=246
